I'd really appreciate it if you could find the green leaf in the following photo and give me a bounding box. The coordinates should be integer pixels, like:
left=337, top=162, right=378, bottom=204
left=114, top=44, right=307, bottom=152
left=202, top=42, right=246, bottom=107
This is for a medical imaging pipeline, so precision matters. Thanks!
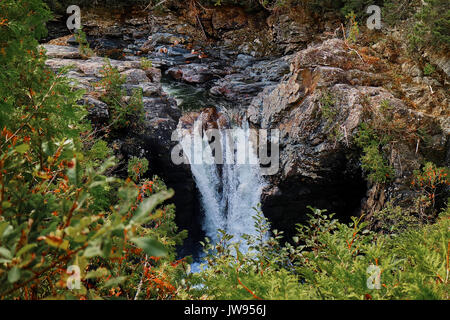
left=131, top=237, right=167, bottom=257
left=15, top=144, right=30, bottom=154
left=131, top=189, right=174, bottom=223
left=83, top=245, right=103, bottom=258
left=8, top=267, right=21, bottom=283
left=86, top=267, right=109, bottom=280
left=16, top=244, right=37, bottom=257
left=44, top=237, right=69, bottom=251
left=0, top=222, right=10, bottom=238
left=0, top=247, right=13, bottom=260
left=102, top=276, right=127, bottom=289
left=1, top=201, right=12, bottom=209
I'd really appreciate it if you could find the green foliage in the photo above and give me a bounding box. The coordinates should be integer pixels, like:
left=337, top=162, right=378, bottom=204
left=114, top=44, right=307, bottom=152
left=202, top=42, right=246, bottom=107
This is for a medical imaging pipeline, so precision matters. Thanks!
left=319, top=90, right=344, bottom=142
left=383, top=0, right=419, bottom=26
left=345, top=11, right=360, bottom=43
left=379, top=99, right=393, bottom=114
left=190, top=205, right=450, bottom=300
left=423, top=63, right=436, bottom=76
left=127, top=88, right=145, bottom=124
left=43, top=0, right=152, bottom=12
left=319, top=90, right=337, bottom=123
left=412, top=162, right=450, bottom=215
left=359, top=144, right=394, bottom=183
left=340, top=0, right=383, bottom=17
left=127, top=157, right=149, bottom=182
left=371, top=202, right=422, bottom=234
left=295, top=206, right=449, bottom=299
left=140, top=57, right=153, bottom=70
left=0, top=0, right=186, bottom=300
left=95, top=59, right=144, bottom=130
left=88, top=177, right=189, bottom=300
left=74, top=28, right=94, bottom=58
left=355, top=123, right=394, bottom=184
left=96, top=58, right=126, bottom=106
left=86, top=139, right=113, bottom=167
left=409, top=0, right=450, bottom=51
left=190, top=209, right=307, bottom=300
left=206, top=0, right=383, bottom=17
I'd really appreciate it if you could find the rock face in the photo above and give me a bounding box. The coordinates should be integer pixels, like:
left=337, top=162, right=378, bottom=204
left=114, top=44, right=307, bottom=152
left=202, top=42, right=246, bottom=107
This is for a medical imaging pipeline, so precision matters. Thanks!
left=247, top=39, right=449, bottom=237
left=266, top=7, right=319, bottom=54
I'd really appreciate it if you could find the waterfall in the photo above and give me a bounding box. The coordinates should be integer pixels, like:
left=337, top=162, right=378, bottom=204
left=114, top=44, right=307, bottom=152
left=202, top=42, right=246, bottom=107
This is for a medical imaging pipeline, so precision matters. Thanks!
left=177, top=112, right=266, bottom=248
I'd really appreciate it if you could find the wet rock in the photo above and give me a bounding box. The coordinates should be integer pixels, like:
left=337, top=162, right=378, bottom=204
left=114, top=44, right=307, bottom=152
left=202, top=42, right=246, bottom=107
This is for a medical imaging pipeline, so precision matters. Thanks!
left=151, top=33, right=189, bottom=46
left=233, top=54, right=255, bottom=69
left=140, top=40, right=155, bottom=54
left=90, top=37, right=128, bottom=57
left=142, top=97, right=181, bottom=121
left=45, top=52, right=142, bottom=80
left=66, top=71, right=98, bottom=91
left=210, top=78, right=271, bottom=106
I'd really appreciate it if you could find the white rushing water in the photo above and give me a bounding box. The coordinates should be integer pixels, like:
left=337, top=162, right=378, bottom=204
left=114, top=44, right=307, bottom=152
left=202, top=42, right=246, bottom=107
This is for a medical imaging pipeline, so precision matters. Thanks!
left=177, top=116, right=266, bottom=247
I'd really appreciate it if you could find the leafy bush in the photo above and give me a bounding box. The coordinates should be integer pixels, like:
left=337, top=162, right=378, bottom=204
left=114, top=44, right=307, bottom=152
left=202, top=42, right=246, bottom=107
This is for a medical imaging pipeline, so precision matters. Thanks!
left=383, top=0, right=419, bottom=25
left=409, top=0, right=450, bottom=51
left=412, top=162, right=449, bottom=216
left=95, top=59, right=144, bottom=130
left=0, top=0, right=185, bottom=300
left=371, top=202, right=422, bottom=234
left=340, top=0, right=384, bottom=18
left=128, top=157, right=149, bottom=183
left=355, top=123, right=394, bottom=184
left=319, top=90, right=337, bottom=123
left=190, top=204, right=450, bottom=300
left=345, top=11, right=360, bottom=43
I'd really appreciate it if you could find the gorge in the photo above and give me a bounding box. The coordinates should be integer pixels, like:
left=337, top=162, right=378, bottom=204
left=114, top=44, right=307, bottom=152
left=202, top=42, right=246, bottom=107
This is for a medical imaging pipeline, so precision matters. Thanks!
left=2, top=0, right=450, bottom=301
left=41, top=1, right=449, bottom=263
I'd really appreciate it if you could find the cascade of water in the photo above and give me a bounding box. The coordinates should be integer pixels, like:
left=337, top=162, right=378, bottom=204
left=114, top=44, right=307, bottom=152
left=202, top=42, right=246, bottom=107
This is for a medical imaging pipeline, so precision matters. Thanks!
left=177, top=112, right=266, bottom=248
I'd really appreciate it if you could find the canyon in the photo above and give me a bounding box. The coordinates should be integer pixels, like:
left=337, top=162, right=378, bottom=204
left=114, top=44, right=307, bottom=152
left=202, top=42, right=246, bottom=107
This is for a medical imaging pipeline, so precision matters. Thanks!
left=41, top=3, right=449, bottom=257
